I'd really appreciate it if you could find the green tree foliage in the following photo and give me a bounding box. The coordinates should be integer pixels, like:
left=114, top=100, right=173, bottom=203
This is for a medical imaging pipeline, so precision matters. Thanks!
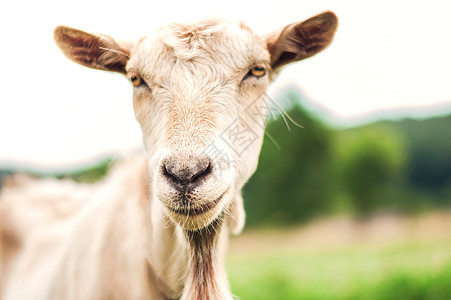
left=243, top=90, right=451, bottom=227
left=334, top=128, right=405, bottom=217
left=356, top=116, right=451, bottom=207
left=395, top=117, right=451, bottom=198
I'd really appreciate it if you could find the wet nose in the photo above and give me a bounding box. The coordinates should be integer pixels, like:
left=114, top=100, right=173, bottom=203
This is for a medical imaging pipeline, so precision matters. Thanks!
left=162, top=155, right=213, bottom=189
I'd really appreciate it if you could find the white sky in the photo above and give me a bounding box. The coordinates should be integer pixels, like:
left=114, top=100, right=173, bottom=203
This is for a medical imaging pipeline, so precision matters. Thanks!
left=1, top=0, right=451, bottom=170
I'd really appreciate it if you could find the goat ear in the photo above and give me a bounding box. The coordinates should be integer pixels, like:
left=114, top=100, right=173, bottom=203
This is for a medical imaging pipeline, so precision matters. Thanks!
left=267, top=11, right=338, bottom=71
left=53, top=26, right=131, bottom=74
left=227, top=194, right=245, bottom=235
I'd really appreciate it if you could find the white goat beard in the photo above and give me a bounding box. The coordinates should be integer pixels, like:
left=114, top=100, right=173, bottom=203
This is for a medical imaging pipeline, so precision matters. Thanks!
left=180, top=216, right=234, bottom=300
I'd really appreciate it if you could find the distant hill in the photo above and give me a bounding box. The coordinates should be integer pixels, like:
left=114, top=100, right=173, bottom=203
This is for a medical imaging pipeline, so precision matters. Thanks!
left=0, top=158, right=113, bottom=190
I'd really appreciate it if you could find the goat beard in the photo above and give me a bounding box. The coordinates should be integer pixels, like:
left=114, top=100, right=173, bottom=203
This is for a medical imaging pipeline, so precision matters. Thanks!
left=181, top=214, right=231, bottom=300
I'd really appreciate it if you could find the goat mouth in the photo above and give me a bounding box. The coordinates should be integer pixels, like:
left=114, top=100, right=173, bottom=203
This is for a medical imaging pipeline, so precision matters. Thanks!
left=170, top=193, right=225, bottom=217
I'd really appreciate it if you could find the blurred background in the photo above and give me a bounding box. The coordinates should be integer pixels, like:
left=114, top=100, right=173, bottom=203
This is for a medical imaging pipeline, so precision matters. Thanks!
left=1, top=0, right=451, bottom=299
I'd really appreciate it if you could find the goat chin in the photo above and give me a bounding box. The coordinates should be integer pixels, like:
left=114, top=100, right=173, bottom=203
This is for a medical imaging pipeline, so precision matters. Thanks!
left=162, top=195, right=233, bottom=231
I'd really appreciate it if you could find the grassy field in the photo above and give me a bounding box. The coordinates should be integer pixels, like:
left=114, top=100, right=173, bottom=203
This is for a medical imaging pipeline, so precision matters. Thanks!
left=227, top=212, right=451, bottom=300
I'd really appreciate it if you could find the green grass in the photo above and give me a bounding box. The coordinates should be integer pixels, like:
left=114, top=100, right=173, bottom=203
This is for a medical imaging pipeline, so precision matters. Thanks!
left=227, top=240, right=451, bottom=300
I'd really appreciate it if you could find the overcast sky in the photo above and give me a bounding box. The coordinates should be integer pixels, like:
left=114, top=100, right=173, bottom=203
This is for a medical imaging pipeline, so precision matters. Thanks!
left=1, top=0, right=450, bottom=169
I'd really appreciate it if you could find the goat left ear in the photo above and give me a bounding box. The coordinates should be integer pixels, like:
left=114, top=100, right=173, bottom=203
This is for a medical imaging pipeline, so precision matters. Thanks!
left=54, top=26, right=132, bottom=74
left=267, top=11, right=338, bottom=71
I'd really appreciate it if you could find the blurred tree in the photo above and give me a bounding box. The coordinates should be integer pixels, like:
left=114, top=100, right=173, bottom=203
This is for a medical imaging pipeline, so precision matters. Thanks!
left=398, top=117, right=451, bottom=199
left=335, top=128, right=405, bottom=218
left=357, top=116, right=451, bottom=208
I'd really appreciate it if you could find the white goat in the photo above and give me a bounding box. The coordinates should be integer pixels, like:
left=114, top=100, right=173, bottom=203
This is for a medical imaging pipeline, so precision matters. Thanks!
left=0, top=12, right=337, bottom=300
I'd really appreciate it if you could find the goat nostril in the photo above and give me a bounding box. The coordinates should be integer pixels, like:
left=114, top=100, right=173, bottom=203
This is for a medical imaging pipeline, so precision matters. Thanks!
left=162, top=158, right=212, bottom=187
left=191, top=161, right=212, bottom=183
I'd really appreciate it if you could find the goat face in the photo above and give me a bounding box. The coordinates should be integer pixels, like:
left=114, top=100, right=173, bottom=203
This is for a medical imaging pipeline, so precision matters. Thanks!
left=128, top=21, right=272, bottom=230
left=53, top=12, right=338, bottom=231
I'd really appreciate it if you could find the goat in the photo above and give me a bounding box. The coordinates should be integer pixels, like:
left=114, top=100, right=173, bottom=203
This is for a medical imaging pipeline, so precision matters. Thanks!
left=0, top=11, right=338, bottom=300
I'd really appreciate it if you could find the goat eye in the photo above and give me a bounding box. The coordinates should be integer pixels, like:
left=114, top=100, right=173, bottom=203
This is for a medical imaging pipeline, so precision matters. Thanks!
left=250, top=65, right=266, bottom=77
left=129, top=73, right=143, bottom=87
left=243, top=65, right=267, bottom=81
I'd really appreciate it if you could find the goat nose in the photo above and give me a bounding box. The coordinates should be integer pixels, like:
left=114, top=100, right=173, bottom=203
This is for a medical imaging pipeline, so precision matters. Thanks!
left=162, top=156, right=213, bottom=188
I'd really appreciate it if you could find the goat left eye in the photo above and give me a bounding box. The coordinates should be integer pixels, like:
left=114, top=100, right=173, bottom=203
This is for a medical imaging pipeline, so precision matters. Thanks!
left=243, top=65, right=267, bottom=81
left=250, top=66, right=266, bottom=77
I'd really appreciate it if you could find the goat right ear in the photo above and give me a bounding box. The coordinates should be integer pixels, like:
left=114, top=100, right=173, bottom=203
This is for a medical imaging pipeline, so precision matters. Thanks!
left=266, top=11, right=338, bottom=72
left=53, top=26, right=132, bottom=74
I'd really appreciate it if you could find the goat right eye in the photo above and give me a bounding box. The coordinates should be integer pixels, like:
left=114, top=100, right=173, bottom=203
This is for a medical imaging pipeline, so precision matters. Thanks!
left=130, top=73, right=142, bottom=87
left=128, top=72, right=148, bottom=89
